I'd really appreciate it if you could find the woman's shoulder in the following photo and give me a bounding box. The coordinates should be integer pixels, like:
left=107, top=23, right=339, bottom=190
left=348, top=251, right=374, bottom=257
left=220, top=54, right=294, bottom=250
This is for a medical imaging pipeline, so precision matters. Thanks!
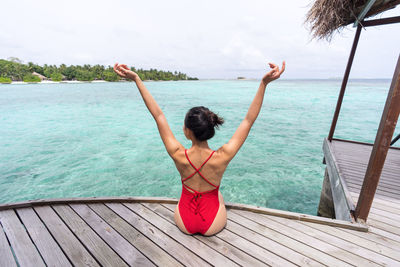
left=214, top=145, right=232, bottom=163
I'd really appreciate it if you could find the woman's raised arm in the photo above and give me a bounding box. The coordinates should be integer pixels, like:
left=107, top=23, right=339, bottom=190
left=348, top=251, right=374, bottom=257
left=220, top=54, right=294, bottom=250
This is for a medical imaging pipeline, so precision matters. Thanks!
left=220, top=61, right=285, bottom=162
left=114, top=63, right=183, bottom=158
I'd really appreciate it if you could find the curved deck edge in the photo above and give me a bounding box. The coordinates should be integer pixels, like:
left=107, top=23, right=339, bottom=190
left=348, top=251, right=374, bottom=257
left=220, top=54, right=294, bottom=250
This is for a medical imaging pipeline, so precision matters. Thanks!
left=0, top=196, right=368, bottom=232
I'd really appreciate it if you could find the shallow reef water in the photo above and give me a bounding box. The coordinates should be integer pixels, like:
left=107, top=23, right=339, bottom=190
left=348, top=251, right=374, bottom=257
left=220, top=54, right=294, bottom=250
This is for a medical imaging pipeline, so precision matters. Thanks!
left=0, top=79, right=396, bottom=215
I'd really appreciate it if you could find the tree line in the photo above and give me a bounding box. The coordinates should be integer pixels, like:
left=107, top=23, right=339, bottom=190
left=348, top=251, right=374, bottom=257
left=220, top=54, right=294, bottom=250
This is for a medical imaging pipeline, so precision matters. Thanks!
left=0, top=58, right=198, bottom=83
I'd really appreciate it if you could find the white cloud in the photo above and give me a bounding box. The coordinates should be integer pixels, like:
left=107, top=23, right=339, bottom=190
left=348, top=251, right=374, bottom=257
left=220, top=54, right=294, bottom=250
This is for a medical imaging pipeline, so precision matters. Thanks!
left=0, top=0, right=399, bottom=79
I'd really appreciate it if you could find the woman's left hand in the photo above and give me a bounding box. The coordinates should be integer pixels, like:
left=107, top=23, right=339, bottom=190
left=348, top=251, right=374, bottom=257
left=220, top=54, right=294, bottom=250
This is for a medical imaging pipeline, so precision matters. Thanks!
left=113, top=63, right=139, bottom=81
left=262, top=61, right=285, bottom=84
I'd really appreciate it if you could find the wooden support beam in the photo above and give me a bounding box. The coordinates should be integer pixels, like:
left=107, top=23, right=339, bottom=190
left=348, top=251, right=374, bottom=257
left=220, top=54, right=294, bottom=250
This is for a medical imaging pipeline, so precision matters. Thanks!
left=363, top=16, right=400, bottom=27
left=355, top=54, right=400, bottom=221
left=328, top=25, right=362, bottom=141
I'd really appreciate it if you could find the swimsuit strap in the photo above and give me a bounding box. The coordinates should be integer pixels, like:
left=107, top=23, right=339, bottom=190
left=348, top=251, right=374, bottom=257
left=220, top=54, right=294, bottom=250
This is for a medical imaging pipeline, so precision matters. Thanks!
left=181, top=149, right=218, bottom=222
left=182, top=149, right=218, bottom=188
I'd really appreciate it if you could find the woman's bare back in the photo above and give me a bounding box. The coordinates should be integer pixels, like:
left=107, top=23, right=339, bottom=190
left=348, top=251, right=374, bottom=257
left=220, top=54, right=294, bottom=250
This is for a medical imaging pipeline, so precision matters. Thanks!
left=174, top=147, right=228, bottom=193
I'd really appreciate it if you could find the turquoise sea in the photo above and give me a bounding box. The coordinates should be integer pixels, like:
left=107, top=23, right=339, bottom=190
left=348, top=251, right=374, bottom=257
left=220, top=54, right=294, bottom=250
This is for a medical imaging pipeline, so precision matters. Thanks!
left=0, top=79, right=397, bottom=215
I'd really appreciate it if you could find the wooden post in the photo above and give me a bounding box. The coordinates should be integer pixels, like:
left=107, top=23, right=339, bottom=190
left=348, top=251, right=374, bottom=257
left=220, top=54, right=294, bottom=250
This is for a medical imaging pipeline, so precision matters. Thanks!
left=328, top=25, right=362, bottom=141
left=354, top=54, right=400, bottom=221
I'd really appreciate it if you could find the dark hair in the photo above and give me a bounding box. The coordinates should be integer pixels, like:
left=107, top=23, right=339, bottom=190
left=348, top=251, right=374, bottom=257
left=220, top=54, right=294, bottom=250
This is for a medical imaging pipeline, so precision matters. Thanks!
left=184, top=106, right=224, bottom=141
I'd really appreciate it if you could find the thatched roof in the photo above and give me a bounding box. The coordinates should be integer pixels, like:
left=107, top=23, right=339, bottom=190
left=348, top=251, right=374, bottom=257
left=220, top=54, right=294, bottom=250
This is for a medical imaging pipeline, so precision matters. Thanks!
left=32, top=72, right=47, bottom=80
left=306, top=0, right=400, bottom=40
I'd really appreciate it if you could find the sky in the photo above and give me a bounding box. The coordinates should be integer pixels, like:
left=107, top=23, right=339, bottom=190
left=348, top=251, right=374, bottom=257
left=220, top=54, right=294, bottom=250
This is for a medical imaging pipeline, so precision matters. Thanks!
left=1, top=0, right=399, bottom=79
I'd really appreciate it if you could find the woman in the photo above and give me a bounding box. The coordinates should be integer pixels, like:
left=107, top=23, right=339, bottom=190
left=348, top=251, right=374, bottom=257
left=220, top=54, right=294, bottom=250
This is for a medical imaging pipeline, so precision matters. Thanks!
left=113, top=61, right=285, bottom=235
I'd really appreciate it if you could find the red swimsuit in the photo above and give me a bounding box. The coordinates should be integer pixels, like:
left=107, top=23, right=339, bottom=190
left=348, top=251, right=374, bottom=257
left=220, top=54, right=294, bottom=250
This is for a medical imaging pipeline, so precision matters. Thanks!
left=178, top=149, right=220, bottom=235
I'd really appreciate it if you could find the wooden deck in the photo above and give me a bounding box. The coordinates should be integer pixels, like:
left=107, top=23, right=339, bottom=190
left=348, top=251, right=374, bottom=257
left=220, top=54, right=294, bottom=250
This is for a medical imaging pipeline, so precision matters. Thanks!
left=323, top=138, right=400, bottom=221
left=1, top=195, right=400, bottom=266
left=329, top=139, right=400, bottom=201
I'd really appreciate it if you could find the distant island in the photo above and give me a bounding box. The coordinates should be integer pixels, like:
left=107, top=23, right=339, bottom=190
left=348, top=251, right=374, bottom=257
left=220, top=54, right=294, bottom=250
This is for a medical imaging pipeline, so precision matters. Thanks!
left=0, top=58, right=198, bottom=84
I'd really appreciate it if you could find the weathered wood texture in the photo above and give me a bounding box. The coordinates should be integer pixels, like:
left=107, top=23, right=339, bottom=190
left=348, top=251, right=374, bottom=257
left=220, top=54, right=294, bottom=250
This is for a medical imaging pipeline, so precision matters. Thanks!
left=355, top=55, right=400, bottom=220
left=322, top=138, right=355, bottom=221
left=1, top=196, right=400, bottom=266
left=329, top=139, right=400, bottom=201
left=323, top=138, right=400, bottom=260
left=328, top=24, right=362, bottom=141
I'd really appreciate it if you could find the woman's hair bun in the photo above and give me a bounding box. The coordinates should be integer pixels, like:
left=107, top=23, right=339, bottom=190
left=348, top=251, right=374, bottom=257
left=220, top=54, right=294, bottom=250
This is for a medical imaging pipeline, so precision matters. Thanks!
left=209, top=111, right=224, bottom=128
left=185, top=106, right=224, bottom=141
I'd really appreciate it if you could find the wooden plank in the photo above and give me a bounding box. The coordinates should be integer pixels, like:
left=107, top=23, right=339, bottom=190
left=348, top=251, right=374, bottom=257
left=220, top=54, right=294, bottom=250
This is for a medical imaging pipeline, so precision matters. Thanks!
left=232, top=209, right=373, bottom=266
left=353, top=181, right=400, bottom=194
left=269, top=215, right=397, bottom=266
left=339, top=166, right=400, bottom=177
left=341, top=228, right=400, bottom=252
left=332, top=142, right=400, bottom=153
left=370, top=205, right=400, bottom=221
left=0, top=209, right=45, bottom=267
left=124, top=203, right=238, bottom=266
left=323, top=138, right=354, bottom=220
left=34, top=206, right=99, bottom=267
left=344, top=177, right=400, bottom=189
left=368, top=201, right=400, bottom=216
left=355, top=54, right=400, bottom=221
left=300, top=220, right=400, bottom=262
left=345, top=176, right=400, bottom=189
left=337, top=157, right=400, bottom=170
left=227, top=211, right=344, bottom=266
left=16, top=208, right=71, bottom=267
left=351, top=192, right=400, bottom=210
left=337, top=160, right=400, bottom=171
left=369, top=193, right=400, bottom=204
left=69, top=204, right=156, bottom=267
left=0, top=197, right=368, bottom=231
left=348, top=178, right=400, bottom=191
left=52, top=205, right=128, bottom=267
left=345, top=179, right=400, bottom=196
left=341, top=172, right=400, bottom=189
left=346, top=182, right=400, bottom=200
left=367, top=218, right=400, bottom=235
left=0, top=222, right=17, bottom=267
left=159, top=203, right=276, bottom=266
left=0, top=196, right=178, bottom=211
left=339, top=166, right=400, bottom=181
left=158, top=205, right=320, bottom=266
left=332, top=138, right=400, bottom=153
left=88, top=203, right=177, bottom=267
left=368, top=212, right=400, bottom=228
left=226, top=202, right=367, bottom=231
left=369, top=226, right=400, bottom=243
left=337, top=159, right=399, bottom=171
left=334, top=157, right=400, bottom=168
left=105, top=203, right=211, bottom=267
left=217, top=225, right=296, bottom=266
left=332, top=138, right=400, bottom=151
left=193, top=231, right=268, bottom=267
left=338, top=164, right=400, bottom=180
left=335, top=158, right=400, bottom=170
left=337, top=159, right=400, bottom=171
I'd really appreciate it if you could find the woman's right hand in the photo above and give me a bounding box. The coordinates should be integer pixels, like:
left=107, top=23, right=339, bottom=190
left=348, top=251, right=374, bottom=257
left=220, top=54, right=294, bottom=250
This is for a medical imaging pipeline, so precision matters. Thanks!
left=262, top=61, right=285, bottom=84
left=113, top=63, right=139, bottom=81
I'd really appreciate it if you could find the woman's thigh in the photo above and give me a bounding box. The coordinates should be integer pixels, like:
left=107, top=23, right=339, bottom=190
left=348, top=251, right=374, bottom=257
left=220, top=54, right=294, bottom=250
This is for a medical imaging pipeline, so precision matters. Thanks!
left=204, top=191, right=227, bottom=236
left=174, top=202, right=191, bottom=235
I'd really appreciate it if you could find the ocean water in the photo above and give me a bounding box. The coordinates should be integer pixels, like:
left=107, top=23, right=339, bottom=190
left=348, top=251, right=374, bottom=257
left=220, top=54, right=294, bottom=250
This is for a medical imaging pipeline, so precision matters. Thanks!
left=0, top=79, right=397, bottom=215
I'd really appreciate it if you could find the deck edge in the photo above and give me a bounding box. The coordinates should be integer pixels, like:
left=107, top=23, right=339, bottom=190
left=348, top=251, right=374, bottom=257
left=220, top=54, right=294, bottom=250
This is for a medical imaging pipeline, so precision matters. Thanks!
left=323, top=138, right=356, bottom=220
left=0, top=196, right=368, bottom=232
